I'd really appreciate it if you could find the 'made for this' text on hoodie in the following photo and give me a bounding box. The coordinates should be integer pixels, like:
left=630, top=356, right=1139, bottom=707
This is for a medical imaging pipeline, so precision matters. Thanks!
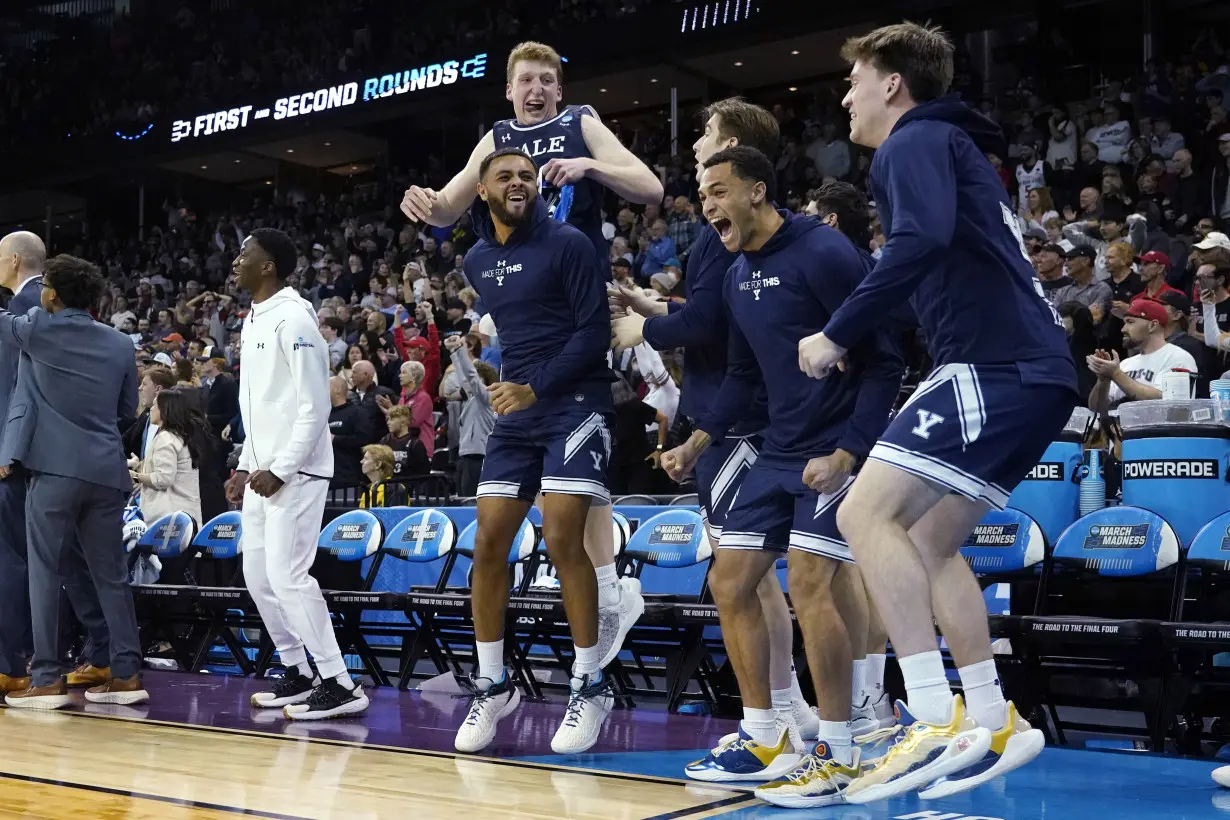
left=463, top=195, right=612, bottom=420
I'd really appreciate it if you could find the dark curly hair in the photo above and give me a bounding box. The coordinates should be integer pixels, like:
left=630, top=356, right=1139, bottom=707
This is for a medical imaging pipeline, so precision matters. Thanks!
left=43, top=254, right=105, bottom=311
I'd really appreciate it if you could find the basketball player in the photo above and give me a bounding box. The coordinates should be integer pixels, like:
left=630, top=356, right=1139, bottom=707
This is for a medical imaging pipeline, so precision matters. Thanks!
left=797, top=23, right=1077, bottom=802
left=400, top=41, right=661, bottom=667
left=609, top=98, right=823, bottom=748
left=454, top=148, right=614, bottom=755
left=227, top=228, right=369, bottom=721
left=660, top=148, right=902, bottom=805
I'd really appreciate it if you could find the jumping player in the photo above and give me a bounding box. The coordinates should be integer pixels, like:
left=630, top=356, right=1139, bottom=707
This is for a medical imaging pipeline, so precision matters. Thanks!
left=401, top=41, right=662, bottom=667
left=454, top=148, right=614, bottom=755
left=797, top=23, right=1077, bottom=802
left=609, top=98, right=823, bottom=748
left=228, top=228, right=369, bottom=721
left=663, top=148, right=903, bottom=805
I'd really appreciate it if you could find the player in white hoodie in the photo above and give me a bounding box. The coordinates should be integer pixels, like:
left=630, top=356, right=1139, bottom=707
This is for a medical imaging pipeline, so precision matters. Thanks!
left=225, top=228, right=368, bottom=720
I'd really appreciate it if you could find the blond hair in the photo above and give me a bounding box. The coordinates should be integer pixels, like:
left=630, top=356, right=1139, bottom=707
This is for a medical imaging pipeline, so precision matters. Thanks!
left=362, top=444, right=396, bottom=480
left=387, top=405, right=412, bottom=425
left=506, top=41, right=562, bottom=84
left=840, top=22, right=954, bottom=103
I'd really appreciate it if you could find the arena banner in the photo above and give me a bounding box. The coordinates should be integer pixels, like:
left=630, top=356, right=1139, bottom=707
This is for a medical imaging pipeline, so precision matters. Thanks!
left=169, top=53, right=489, bottom=144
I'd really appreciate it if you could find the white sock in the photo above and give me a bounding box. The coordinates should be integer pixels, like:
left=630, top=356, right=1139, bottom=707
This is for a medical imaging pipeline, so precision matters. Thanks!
left=291, top=663, right=314, bottom=682
left=770, top=687, right=793, bottom=723
left=817, top=719, right=854, bottom=766
left=573, top=643, right=602, bottom=677
left=333, top=672, right=355, bottom=691
left=476, top=639, right=505, bottom=683
left=788, top=665, right=806, bottom=704
left=959, top=659, right=1007, bottom=730
left=851, top=659, right=868, bottom=707
left=866, top=653, right=887, bottom=701
left=595, top=563, right=621, bottom=610
left=899, top=650, right=952, bottom=725
left=741, top=707, right=779, bottom=745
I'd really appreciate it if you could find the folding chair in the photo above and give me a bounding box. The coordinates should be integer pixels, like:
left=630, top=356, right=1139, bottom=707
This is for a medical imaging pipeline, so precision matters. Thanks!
left=132, top=511, right=199, bottom=671
left=1161, top=510, right=1230, bottom=753
left=179, top=510, right=260, bottom=674
left=406, top=515, right=540, bottom=695
left=669, top=493, right=699, bottom=506
left=618, top=509, right=716, bottom=711
left=1021, top=506, right=1184, bottom=749
left=317, top=509, right=389, bottom=686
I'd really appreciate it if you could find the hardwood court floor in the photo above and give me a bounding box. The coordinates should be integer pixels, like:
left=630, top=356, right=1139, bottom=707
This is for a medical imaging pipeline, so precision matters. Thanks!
left=0, top=709, right=748, bottom=820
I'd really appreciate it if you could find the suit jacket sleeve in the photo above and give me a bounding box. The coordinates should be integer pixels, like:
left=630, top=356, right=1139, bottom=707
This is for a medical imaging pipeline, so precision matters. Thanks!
left=0, top=306, right=41, bottom=352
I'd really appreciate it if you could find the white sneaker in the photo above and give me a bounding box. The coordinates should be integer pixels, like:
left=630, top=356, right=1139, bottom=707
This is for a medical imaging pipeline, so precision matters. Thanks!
left=794, top=701, right=820, bottom=741
left=871, top=693, right=895, bottom=729
left=454, top=673, right=521, bottom=753
left=1214, top=765, right=1230, bottom=788
left=551, top=672, right=614, bottom=754
left=850, top=697, right=880, bottom=737
left=596, top=577, right=644, bottom=669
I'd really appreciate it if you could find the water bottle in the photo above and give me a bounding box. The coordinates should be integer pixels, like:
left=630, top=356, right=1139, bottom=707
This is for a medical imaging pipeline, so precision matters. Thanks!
left=1079, top=448, right=1106, bottom=516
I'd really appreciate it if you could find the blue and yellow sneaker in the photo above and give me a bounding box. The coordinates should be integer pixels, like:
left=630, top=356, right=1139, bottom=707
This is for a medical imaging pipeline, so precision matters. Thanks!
left=755, top=742, right=862, bottom=808
left=844, top=695, right=992, bottom=805
left=919, top=701, right=1044, bottom=799
left=854, top=723, right=900, bottom=766
left=685, top=724, right=802, bottom=782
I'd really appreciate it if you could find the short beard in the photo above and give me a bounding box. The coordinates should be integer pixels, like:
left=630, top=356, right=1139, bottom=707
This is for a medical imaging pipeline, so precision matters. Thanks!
left=488, top=192, right=536, bottom=229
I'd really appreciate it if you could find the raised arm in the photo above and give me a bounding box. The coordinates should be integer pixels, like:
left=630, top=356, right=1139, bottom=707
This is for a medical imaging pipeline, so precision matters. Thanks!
left=577, top=113, right=665, bottom=206
left=400, top=131, right=497, bottom=228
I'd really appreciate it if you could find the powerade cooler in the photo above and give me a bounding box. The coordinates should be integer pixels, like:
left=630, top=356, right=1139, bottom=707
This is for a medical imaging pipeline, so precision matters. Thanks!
left=1118, top=400, right=1230, bottom=547
left=1005, top=407, right=1093, bottom=545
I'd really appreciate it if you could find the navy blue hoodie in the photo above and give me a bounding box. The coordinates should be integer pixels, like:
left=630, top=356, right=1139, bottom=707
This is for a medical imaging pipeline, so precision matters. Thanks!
left=824, top=95, right=1076, bottom=391
left=701, top=212, right=903, bottom=467
left=641, top=226, right=769, bottom=433
left=463, top=195, right=612, bottom=419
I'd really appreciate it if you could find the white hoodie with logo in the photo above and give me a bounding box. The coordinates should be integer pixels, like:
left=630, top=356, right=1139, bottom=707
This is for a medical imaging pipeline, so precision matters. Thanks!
left=237, top=287, right=334, bottom=480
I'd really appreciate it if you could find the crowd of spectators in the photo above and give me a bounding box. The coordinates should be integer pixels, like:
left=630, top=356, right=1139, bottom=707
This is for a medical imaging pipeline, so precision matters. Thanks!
left=5, top=13, right=1230, bottom=503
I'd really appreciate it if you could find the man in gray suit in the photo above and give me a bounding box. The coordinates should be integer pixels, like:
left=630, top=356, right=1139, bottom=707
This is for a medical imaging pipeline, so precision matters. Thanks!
left=0, top=231, right=44, bottom=693
left=0, top=254, right=148, bottom=709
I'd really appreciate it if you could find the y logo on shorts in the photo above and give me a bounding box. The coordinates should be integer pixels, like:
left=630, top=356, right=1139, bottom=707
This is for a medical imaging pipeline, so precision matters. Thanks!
left=590, top=451, right=604, bottom=471
left=911, top=409, right=945, bottom=440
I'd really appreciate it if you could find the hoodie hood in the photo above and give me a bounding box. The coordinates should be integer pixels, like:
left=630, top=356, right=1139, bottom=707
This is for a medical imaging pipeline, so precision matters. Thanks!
left=892, top=94, right=1007, bottom=159
left=250, top=285, right=317, bottom=319
left=744, top=209, right=820, bottom=261
left=471, top=191, right=550, bottom=246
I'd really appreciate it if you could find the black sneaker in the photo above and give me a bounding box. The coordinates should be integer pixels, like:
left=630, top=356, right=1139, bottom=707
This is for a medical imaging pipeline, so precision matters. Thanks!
left=250, top=669, right=320, bottom=709
left=283, top=678, right=369, bottom=721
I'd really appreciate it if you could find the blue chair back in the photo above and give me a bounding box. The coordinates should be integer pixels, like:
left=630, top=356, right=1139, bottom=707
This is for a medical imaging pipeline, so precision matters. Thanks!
left=137, top=511, right=197, bottom=559
left=318, top=509, right=384, bottom=562
left=624, top=509, right=711, bottom=596
left=1185, top=510, right=1230, bottom=570
left=192, top=511, right=243, bottom=559
left=960, top=508, right=1047, bottom=575
left=383, top=508, right=457, bottom=563
left=1052, top=507, right=1181, bottom=577
left=454, top=518, right=537, bottom=565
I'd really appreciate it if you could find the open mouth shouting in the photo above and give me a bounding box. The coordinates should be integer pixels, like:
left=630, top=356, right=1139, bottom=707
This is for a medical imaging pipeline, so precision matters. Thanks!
left=709, top=216, right=735, bottom=245
left=523, top=98, right=546, bottom=118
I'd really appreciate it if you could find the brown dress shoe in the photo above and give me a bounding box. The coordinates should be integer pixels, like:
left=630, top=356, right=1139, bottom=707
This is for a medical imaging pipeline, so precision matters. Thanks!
left=5, top=679, right=73, bottom=710
left=65, top=664, right=111, bottom=688
left=0, top=673, right=31, bottom=694
left=84, top=675, right=149, bottom=706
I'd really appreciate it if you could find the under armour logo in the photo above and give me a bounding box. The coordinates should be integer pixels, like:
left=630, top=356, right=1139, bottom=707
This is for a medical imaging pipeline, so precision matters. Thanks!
left=590, top=452, right=603, bottom=471
left=501, top=133, right=511, bottom=143
left=911, top=409, right=945, bottom=439
left=256, top=342, right=266, bottom=349
left=497, top=260, right=506, bottom=267
left=752, top=270, right=762, bottom=279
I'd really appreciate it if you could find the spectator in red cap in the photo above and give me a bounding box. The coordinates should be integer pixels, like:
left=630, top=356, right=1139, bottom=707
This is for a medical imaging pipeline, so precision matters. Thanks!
left=1137, top=251, right=1181, bottom=301
left=1087, top=297, right=1198, bottom=415
left=391, top=302, right=440, bottom=398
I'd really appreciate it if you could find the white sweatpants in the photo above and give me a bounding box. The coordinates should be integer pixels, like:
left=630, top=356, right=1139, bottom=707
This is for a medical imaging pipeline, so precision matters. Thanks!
left=241, top=474, right=346, bottom=680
